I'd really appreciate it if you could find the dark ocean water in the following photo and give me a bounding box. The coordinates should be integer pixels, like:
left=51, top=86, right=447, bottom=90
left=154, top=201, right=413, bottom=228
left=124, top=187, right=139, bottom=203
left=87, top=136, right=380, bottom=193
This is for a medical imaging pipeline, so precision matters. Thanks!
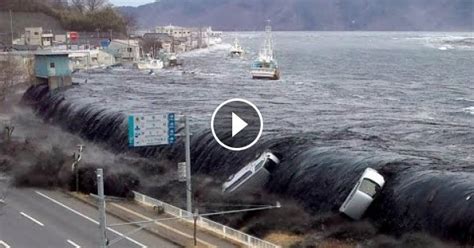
left=23, top=32, right=474, bottom=243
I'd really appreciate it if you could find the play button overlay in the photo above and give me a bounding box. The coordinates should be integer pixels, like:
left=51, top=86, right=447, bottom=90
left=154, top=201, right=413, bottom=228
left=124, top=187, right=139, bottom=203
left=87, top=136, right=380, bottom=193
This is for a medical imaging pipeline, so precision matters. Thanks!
left=232, top=112, right=248, bottom=137
left=211, top=98, right=263, bottom=151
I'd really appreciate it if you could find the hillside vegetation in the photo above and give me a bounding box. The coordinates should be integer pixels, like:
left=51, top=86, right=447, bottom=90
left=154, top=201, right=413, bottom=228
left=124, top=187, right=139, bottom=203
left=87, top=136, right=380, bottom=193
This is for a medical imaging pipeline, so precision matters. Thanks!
left=119, top=0, right=473, bottom=31
left=0, top=0, right=129, bottom=35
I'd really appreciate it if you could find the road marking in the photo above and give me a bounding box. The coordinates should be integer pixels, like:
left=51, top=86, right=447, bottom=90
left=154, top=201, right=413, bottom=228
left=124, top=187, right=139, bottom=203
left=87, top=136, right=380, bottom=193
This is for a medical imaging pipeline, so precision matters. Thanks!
left=35, top=191, right=147, bottom=248
left=20, top=211, right=44, bottom=227
left=0, top=240, right=11, bottom=248
left=67, top=239, right=81, bottom=248
left=110, top=203, right=216, bottom=248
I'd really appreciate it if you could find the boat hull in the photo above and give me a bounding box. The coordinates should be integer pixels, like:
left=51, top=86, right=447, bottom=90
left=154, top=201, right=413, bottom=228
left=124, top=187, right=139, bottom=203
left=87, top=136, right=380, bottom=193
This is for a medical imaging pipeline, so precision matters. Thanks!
left=251, top=68, right=280, bottom=80
left=230, top=51, right=243, bottom=57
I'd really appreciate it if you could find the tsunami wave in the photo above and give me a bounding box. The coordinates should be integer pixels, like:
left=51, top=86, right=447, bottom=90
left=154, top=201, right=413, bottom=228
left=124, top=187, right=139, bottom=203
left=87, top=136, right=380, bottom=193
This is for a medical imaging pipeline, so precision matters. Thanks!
left=21, top=84, right=474, bottom=244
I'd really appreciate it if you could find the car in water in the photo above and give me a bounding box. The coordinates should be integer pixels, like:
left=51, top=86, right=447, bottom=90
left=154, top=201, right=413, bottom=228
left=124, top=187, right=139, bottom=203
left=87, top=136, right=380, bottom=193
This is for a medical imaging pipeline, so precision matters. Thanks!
left=339, top=167, right=385, bottom=220
left=222, top=151, right=280, bottom=194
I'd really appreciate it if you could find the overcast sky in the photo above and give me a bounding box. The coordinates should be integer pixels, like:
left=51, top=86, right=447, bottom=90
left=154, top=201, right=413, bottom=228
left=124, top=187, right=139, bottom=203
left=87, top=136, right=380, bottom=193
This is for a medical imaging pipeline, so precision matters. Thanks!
left=109, top=0, right=154, bottom=7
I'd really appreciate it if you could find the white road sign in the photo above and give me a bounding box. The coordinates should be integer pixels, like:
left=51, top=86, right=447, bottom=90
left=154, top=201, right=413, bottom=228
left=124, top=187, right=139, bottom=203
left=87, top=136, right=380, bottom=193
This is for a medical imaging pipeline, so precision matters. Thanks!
left=177, top=162, right=187, bottom=182
left=128, top=113, right=176, bottom=147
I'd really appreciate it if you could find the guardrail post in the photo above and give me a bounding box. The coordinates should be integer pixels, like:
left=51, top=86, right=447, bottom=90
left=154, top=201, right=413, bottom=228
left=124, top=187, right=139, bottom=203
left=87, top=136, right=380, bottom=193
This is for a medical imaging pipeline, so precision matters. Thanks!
left=130, top=191, right=280, bottom=248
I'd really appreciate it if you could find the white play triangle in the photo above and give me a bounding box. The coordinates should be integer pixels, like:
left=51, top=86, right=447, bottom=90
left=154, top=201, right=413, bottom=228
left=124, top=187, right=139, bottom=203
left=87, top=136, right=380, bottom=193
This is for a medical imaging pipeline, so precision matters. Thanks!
left=232, top=112, right=248, bottom=137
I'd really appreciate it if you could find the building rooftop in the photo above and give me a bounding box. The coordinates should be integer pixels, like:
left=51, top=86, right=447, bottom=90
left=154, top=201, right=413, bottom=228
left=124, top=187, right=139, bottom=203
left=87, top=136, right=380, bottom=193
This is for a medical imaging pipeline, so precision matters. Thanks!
left=35, top=50, right=70, bottom=56
left=110, top=39, right=140, bottom=47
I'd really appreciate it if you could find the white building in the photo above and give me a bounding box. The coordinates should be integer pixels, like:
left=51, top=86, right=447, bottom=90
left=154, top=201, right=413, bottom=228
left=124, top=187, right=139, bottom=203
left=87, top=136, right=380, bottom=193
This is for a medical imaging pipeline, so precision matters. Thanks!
left=22, top=27, right=56, bottom=47
left=107, top=39, right=140, bottom=62
left=41, top=33, right=54, bottom=47
left=155, top=25, right=191, bottom=38
left=54, top=34, right=67, bottom=44
left=69, top=50, right=116, bottom=70
left=24, top=27, right=43, bottom=46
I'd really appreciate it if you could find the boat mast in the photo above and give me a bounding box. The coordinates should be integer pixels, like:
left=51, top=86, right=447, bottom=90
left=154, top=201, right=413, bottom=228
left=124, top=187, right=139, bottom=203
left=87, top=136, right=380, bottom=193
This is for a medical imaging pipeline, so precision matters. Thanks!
left=264, top=20, right=273, bottom=61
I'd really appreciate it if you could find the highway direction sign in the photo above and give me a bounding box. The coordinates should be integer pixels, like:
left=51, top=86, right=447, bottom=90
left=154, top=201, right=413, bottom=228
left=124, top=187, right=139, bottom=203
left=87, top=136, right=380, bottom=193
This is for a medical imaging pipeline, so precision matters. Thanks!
left=128, top=113, right=176, bottom=147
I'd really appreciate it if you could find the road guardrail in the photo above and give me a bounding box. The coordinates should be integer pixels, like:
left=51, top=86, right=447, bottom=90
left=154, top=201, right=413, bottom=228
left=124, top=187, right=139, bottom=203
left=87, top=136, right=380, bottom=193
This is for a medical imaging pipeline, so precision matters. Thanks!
left=132, top=191, right=281, bottom=248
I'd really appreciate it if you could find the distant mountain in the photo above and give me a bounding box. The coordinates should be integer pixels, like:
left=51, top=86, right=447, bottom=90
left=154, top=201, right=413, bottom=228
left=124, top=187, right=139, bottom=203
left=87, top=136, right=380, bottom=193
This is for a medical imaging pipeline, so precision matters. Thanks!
left=119, top=0, right=473, bottom=31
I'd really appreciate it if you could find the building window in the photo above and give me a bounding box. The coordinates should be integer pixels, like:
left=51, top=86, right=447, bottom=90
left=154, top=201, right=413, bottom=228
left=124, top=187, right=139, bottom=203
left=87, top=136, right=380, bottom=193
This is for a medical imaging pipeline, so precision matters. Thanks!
left=34, top=32, right=39, bottom=35
left=127, top=47, right=132, bottom=53
left=50, top=62, right=55, bottom=68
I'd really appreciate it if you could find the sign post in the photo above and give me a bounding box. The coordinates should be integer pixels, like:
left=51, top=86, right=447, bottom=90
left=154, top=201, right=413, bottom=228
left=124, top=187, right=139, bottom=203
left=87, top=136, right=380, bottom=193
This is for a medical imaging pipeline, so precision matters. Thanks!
left=128, top=113, right=192, bottom=213
left=177, top=162, right=186, bottom=182
left=97, top=168, right=108, bottom=248
left=185, top=115, right=192, bottom=214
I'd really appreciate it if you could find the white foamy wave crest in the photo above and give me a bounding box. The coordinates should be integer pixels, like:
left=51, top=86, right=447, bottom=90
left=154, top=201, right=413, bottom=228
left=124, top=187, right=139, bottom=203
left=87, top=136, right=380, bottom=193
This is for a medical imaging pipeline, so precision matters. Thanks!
left=462, top=106, right=474, bottom=115
left=406, top=35, right=474, bottom=50
left=180, top=43, right=232, bottom=58
left=455, top=98, right=474, bottom=102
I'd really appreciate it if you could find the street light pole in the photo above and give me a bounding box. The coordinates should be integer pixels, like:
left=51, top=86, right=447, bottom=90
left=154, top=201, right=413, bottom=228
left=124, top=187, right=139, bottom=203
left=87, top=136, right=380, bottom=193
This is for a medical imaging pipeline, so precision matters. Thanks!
left=97, top=168, right=108, bottom=248
left=9, top=10, right=14, bottom=46
left=185, top=115, right=192, bottom=214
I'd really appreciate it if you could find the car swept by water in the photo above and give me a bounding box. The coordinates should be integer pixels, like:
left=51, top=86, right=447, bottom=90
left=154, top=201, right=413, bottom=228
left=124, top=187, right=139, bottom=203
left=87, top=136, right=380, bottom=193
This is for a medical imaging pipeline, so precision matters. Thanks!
left=222, top=151, right=280, bottom=194
left=339, top=167, right=385, bottom=220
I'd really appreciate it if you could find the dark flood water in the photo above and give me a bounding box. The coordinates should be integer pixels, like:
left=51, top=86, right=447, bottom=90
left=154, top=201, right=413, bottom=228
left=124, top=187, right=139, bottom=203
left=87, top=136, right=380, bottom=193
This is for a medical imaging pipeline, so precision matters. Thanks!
left=23, top=32, right=474, bottom=243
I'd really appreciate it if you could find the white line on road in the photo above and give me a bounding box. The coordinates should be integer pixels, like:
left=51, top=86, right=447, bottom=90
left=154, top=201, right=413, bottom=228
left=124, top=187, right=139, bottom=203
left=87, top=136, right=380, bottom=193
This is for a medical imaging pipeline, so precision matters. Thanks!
left=35, top=191, right=147, bottom=248
left=67, top=239, right=81, bottom=248
left=0, top=240, right=11, bottom=248
left=20, top=211, right=44, bottom=227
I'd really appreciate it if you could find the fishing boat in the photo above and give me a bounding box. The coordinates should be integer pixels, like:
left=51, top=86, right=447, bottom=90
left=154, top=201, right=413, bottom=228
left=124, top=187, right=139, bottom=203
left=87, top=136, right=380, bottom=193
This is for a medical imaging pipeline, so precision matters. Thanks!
left=250, top=21, right=280, bottom=80
left=134, top=54, right=164, bottom=70
left=230, top=38, right=244, bottom=57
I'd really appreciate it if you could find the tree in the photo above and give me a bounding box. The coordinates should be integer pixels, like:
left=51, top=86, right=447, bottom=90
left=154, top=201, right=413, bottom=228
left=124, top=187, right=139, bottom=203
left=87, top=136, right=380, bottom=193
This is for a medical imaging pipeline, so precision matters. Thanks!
left=70, top=0, right=108, bottom=13
left=123, top=12, right=138, bottom=33
left=71, top=0, right=86, bottom=13
left=86, top=0, right=108, bottom=12
left=0, top=55, right=21, bottom=102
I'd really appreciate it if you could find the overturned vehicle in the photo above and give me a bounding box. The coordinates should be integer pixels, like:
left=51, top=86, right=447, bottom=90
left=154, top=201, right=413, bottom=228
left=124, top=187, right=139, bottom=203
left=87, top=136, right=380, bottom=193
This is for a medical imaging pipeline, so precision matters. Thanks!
left=222, top=151, right=280, bottom=194
left=339, top=167, right=385, bottom=220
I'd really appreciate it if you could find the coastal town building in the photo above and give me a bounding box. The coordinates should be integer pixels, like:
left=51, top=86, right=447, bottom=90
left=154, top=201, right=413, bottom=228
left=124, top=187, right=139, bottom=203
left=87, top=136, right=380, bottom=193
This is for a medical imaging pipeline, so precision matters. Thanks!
left=106, top=39, right=141, bottom=62
left=69, top=49, right=116, bottom=70
left=147, top=25, right=222, bottom=53
left=24, top=27, right=43, bottom=46
left=155, top=25, right=192, bottom=38
left=34, top=51, right=72, bottom=90
left=16, top=27, right=62, bottom=48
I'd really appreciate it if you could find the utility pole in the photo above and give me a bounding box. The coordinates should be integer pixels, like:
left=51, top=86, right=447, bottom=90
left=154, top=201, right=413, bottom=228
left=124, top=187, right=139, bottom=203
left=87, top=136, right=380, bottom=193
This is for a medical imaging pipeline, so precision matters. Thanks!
left=185, top=115, right=192, bottom=214
left=9, top=10, right=14, bottom=47
left=193, top=208, right=198, bottom=246
left=97, top=168, right=108, bottom=248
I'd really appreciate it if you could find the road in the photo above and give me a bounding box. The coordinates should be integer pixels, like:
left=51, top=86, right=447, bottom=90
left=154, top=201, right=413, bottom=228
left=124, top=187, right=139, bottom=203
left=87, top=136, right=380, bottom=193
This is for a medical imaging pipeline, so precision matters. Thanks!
left=0, top=187, right=180, bottom=248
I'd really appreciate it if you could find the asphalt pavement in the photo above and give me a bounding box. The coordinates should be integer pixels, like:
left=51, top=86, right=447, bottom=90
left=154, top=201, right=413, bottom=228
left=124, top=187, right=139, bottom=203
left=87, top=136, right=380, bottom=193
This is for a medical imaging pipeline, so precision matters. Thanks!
left=0, top=187, right=180, bottom=248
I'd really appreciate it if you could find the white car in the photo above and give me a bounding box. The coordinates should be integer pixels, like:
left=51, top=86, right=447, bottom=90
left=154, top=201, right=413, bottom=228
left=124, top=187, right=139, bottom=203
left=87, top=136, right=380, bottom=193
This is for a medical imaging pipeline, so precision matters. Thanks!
left=222, top=152, right=280, bottom=194
left=339, top=167, right=385, bottom=220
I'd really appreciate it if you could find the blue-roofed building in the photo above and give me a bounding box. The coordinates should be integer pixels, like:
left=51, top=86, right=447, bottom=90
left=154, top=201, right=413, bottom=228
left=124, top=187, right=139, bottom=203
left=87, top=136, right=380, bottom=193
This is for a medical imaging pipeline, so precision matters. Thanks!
left=34, top=51, right=72, bottom=90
